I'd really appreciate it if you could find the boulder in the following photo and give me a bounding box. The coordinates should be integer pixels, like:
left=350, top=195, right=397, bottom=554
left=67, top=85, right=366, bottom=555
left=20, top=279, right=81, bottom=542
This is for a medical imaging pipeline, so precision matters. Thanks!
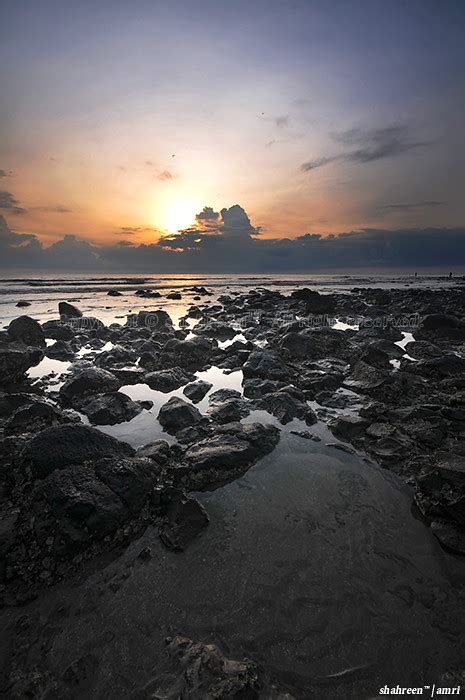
left=44, top=464, right=129, bottom=539
left=291, top=288, right=336, bottom=314
left=60, top=368, right=121, bottom=402
left=0, top=342, right=42, bottom=384
left=7, top=316, right=45, bottom=347
left=183, top=380, right=212, bottom=402
left=145, top=367, right=194, bottom=392
left=158, top=492, right=209, bottom=551
left=242, top=349, right=290, bottom=380
left=41, top=319, right=75, bottom=341
left=158, top=397, right=202, bottom=434
left=77, top=392, right=143, bottom=425
left=182, top=422, right=280, bottom=488
left=22, top=424, right=134, bottom=479
left=95, top=457, right=158, bottom=513
left=58, top=301, right=82, bottom=318
left=255, top=386, right=317, bottom=425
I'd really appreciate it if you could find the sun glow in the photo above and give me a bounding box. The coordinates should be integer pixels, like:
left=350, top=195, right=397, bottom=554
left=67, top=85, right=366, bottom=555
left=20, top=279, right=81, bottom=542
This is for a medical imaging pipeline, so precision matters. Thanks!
left=160, top=199, right=200, bottom=234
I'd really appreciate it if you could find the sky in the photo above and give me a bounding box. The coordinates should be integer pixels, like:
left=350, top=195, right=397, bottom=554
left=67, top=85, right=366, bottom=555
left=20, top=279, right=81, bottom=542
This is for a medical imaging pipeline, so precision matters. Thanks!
left=1, top=0, right=465, bottom=270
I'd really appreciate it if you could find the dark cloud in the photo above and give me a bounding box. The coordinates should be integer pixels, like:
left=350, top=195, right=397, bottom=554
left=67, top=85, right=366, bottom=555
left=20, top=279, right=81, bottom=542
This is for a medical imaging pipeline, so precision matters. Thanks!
left=379, top=200, right=445, bottom=213
left=301, top=156, right=338, bottom=172
left=157, top=170, right=176, bottom=181
left=0, top=169, right=12, bottom=178
left=117, top=226, right=160, bottom=235
left=274, top=115, right=290, bottom=128
left=0, top=191, right=27, bottom=215
left=195, top=206, right=220, bottom=222
left=301, top=124, right=430, bottom=173
left=33, top=205, right=73, bottom=213
left=1, top=208, right=464, bottom=272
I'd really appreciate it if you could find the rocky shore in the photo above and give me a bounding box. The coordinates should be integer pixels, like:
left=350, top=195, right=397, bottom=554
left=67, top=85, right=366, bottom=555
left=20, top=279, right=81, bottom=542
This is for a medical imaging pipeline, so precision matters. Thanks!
left=0, top=281, right=464, bottom=697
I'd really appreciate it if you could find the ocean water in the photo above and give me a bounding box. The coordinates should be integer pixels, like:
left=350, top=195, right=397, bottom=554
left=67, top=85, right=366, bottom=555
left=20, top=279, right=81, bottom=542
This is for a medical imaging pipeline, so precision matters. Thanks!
left=0, top=270, right=463, bottom=328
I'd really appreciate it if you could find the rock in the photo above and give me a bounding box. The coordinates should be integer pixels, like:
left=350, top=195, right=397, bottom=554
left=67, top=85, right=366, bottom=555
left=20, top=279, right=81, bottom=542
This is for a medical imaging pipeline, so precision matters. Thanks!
left=111, top=366, right=146, bottom=385
left=193, top=320, right=236, bottom=340
left=46, top=339, right=76, bottom=359
left=16, top=300, right=31, bottom=307
left=183, top=380, right=212, bottom=402
left=329, top=415, right=370, bottom=442
left=280, top=327, right=349, bottom=361
left=291, top=288, right=336, bottom=314
left=158, top=492, right=209, bottom=551
left=0, top=507, right=20, bottom=558
left=136, top=440, right=171, bottom=464
left=207, top=396, right=250, bottom=423
left=0, top=342, right=43, bottom=384
left=22, top=424, right=134, bottom=479
left=412, top=354, right=465, bottom=379
left=145, top=367, right=194, bottom=392
left=159, top=337, right=215, bottom=370
left=242, top=378, right=286, bottom=398
left=166, top=291, right=182, bottom=300
left=156, top=635, right=260, bottom=699
left=7, top=316, right=45, bottom=347
left=95, top=345, right=137, bottom=368
left=95, top=457, right=158, bottom=513
left=41, top=319, right=75, bottom=341
left=158, top=397, right=202, bottom=434
left=107, top=289, right=122, bottom=296
left=357, top=344, right=391, bottom=370
left=44, top=464, right=129, bottom=540
left=4, top=400, right=61, bottom=432
left=430, top=520, right=465, bottom=555
left=77, top=392, right=143, bottom=425
left=182, top=422, right=280, bottom=488
left=242, top=349, right=290, bottom=380
left=60, top=368, right=121, bottom=402
left=134, top=289, right=161, bottom=298
left=59, top=301, right=82, bottom=318
left=404, top=340, right=442, bottom=360
left=133, top=310, right=172, bottom=330
left=255, top=386, right=317, bottom=425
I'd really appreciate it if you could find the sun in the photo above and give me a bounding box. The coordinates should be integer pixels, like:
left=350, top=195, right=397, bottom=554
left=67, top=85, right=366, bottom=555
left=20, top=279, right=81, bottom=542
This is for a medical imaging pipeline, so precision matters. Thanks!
left=160, top=199, right=200, bottom=234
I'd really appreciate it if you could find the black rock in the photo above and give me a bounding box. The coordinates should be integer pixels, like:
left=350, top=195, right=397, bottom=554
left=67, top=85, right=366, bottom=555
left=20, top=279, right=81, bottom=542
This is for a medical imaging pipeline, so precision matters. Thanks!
left=182, top=422, right=280, bottom=489
left=145, top=367, right=194, bottom=392
left=60, top=368, right=121, bottom=402
left=158, top=492, right=209, bottom=551
left=22, top=424, right=134, bottom=479
left=255, top=386, right=317, bottom=425
left=183, top=380, right=212, bottom=402
left=16, top=300, right=31, bottom=308
left=41, top=319, right=75, bottom=341
left=158, top=397, right=202, bottom=434
left=0, top=341, right=43, bottom=384
left=242, top=349, right=290, bottom=380
left=95, top=457, right=158, bottom=513
left=77, top=391, right=143, bottom=425
left=59, top=301, right=82, bottom=318
left=46, top=339, right=76, bottom=360
left=44, top=464, right=129, bottom=540
left=8, top=315, right=45, bottom=347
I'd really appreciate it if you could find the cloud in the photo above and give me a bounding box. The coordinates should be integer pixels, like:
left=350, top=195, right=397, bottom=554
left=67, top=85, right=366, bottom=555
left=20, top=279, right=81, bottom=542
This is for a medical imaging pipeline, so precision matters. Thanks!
left=301, top=124, right=430, bottom=173
left=301, top=156, right=338, bottom=172
left=0, top=190, right=27, bottom=215
left=195, top=206, right=219, bottom=222
left=379, top=200, right=445, bottom=213
left=0, top=169, right=12, bottom=178
left=33, top=205, right=73, bottom=213
left=1, top=208, right=464, bottom=272
left=274, top=115, right=290, bottom=128
left=157, top=170, right=176, bottom=181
